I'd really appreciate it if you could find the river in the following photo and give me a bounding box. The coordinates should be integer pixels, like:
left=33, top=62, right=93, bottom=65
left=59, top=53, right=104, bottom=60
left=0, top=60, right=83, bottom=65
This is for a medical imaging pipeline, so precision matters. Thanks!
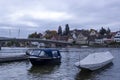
left=0, top=47, right=120, bottom=80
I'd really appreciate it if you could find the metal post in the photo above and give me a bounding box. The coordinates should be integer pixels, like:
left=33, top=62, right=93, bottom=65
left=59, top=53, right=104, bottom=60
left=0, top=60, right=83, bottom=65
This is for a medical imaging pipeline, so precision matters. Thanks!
left=0, top=42, right=1, bottom=50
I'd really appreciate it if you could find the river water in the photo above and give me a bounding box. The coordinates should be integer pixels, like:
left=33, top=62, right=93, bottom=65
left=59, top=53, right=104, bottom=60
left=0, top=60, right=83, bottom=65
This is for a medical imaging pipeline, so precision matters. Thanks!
left=0, top=47, right=120, bottom=80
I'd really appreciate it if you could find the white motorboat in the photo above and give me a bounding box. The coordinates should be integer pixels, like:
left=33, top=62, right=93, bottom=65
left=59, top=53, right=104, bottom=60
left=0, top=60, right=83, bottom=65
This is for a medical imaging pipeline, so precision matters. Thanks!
left=75, top=51, right=114, bottom=70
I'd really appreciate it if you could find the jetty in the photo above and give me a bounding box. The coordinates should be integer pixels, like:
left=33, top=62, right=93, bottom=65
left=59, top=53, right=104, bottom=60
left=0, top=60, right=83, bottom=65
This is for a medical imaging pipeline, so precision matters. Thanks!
left=0, top=54, right=28, bottom=63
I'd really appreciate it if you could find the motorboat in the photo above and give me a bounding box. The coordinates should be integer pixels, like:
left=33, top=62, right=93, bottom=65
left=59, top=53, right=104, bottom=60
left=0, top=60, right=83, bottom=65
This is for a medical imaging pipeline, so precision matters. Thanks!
left=75, top=51, right=114, bottom=70
left=27, top=48, right=61, bottom=65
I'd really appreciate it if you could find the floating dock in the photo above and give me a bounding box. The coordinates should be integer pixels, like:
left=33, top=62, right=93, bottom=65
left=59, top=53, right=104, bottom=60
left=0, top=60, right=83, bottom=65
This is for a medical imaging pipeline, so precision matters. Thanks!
left=0, top=54, right=28, bottom=63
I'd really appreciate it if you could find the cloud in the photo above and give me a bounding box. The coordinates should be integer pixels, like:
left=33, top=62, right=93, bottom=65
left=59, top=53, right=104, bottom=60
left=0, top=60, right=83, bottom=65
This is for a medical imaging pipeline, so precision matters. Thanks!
left=0, top=26, right=14, bottom=29
left=12, top=10, right=73, bottom=21
left=0, top=0, right=120, bottom=37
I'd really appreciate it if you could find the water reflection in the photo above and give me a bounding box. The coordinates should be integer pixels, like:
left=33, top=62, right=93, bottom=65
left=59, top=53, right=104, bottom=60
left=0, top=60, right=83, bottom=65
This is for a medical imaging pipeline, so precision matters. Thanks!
left=28, top=64, right=60, bottom=80
left=75, top=63, right=113, bottom=80
left=28, top=64, right=60, bottom=74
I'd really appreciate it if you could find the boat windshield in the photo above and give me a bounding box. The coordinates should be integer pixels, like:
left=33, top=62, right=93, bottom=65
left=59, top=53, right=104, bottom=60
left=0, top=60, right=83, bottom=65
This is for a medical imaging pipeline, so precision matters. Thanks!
left=31, top=50, right=41, bottom=56
left=39, top=51, right=48, bottom=57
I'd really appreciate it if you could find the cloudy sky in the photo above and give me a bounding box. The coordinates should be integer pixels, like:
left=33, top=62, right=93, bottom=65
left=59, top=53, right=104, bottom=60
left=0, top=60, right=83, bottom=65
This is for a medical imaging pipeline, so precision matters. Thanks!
left=0, top=0, right=120, bottom=38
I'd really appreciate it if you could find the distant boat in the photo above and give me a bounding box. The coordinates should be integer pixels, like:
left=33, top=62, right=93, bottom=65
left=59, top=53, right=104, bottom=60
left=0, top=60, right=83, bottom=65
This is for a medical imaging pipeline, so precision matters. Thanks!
left=27, top=48, right=61, bottom=65
left=75, top=51, right=114, bottom=70
left=81, top=46, right=89, bottom=48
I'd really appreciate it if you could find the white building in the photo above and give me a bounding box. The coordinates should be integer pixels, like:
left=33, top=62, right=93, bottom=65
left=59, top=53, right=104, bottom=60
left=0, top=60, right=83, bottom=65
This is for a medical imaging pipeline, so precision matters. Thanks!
left=31, top=42, right=45, bottom=48
left=114, top=31, right=120, bottom=42
left=76, top=33, right=88, bottom=44
left=95, top=39, right=104, bottom=44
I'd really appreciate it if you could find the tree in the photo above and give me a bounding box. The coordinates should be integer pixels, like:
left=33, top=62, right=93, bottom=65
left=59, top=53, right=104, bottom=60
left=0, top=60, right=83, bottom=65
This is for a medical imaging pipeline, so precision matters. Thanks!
left=106, top=27, right=112, bottom=38
left=63, top=24, right=70, bottom=35
left=106, top=28, right=111, bottom=35
left=65, top=24, right=70, bottom=35
left=28, top=32, right=43, bottom=38
left=99, top=27, right=107, bottom=36
left=44, top=30, right=51, bottom=39
left=44, top=30, right=57, bottom=39
left=58, top=26, right=62, bottom=36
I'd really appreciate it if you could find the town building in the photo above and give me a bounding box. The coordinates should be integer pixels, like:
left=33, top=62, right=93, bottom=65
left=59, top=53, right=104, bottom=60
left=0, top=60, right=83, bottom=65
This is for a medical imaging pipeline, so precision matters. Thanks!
left=114, top=31, right=120, bottom=42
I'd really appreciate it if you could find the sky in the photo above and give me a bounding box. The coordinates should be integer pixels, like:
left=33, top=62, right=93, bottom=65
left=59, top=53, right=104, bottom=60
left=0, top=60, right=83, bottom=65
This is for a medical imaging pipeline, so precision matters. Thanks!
left=0, top=0, right=120, bottom=38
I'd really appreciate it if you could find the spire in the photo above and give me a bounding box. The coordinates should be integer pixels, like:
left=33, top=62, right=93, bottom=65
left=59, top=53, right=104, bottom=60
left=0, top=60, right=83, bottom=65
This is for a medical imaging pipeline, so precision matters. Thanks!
left=18, top=28, right=20, bottom=38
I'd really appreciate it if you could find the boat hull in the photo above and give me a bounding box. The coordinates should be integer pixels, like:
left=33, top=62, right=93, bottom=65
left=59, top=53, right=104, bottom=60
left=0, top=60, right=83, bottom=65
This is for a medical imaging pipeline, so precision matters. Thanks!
left=29, top=57, right=61, bottom=65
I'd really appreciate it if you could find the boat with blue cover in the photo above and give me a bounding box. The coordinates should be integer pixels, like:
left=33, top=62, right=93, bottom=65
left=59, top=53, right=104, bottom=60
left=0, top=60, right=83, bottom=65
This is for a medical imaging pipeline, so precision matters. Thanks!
left=26, top=48, right=61, bottom=65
